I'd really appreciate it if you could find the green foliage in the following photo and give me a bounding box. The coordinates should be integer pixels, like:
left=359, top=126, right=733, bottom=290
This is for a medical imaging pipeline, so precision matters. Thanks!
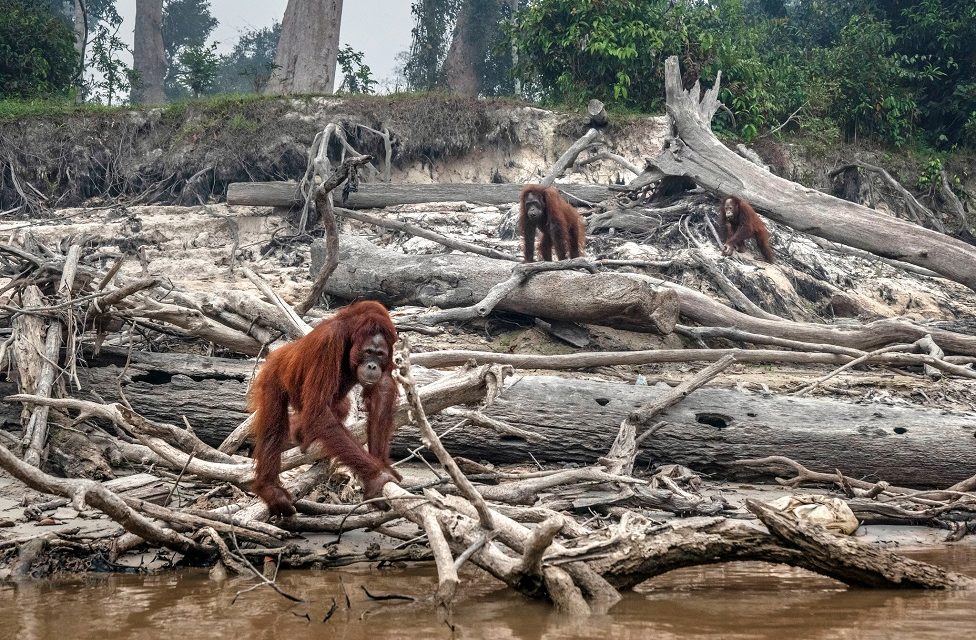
left=215, top=22, right=281, bottom=94
left=336, top=45, right=377, bottom=95
left=0, top=98, right=118, bottom=122
left=175, top=43, right=219, bottom=98
left=916, top=156, right=944, bottom=191
left=88, top=9, right=135, bottom=106
left=0, top=0, right=79, bottom=99
left=228, top=113, right=259, bottom=132
left=163, top=0, right=218, bottom=100
left=503, top=0, right=976, bottom=148
left=823, top=15, right=923, bottom=146
left=887, top=0, right=976, bottom=148
left=404, top=0, right=463, bottom=90
left=163, top=0, right=218, bottom=59
left=84, top=0, right=123, bottom=30
left=508, top=0, right=781, bottom=136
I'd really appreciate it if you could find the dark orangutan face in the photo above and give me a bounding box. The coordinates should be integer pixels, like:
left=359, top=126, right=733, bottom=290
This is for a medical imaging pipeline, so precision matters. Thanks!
left=523, top=192, right=546, bottom=224
left=722, top=198, right=738, bottom=222
left=354, top=333, right=391, bottom=387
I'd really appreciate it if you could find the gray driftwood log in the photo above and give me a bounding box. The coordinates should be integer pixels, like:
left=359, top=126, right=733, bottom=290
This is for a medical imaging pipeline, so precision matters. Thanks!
left=313, top=236, right=679, bottom=334
left=643, top=56, right=976, bottom=291
left=313, top=235, right=976, bottom=356
left=7, top=350, right=970, bottom=488
left=226, top=182, right=609, bottom=209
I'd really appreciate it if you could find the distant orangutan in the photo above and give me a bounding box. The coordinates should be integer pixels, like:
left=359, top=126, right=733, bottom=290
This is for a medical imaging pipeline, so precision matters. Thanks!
left=717, top=196, right=775, bottom=263
left=518, top=185, right=586, bottom=262
left=249, top=300, right=401, bottom=518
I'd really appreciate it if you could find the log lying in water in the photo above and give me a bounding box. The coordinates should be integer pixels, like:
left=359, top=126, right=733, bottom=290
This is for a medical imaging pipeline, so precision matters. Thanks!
left=315, top=236, right=679, bottom=334
left=13, top=349, right=971, bottom=489
left=226, top=181, right=610, bottom=209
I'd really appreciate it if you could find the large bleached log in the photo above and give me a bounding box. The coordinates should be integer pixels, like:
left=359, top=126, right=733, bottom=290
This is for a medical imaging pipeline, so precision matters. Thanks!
left=315, top=236, right=679, bottom=334
left=463, top=374, right=976, bottom=488
left=313, top=236, right=976, bottom=355
left=646, top=56, right=976, bottom=291
left=226, top=181, right=609, bottom=209
left=10, top=350, right=970, bottom=488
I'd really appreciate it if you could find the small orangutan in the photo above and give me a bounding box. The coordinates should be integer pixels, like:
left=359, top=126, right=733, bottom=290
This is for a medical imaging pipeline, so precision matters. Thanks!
left=249, top=300, right=401, bottom=517
left=518, top=184, right=586, bottom=262
left=717, top=196, right=775, bottom=263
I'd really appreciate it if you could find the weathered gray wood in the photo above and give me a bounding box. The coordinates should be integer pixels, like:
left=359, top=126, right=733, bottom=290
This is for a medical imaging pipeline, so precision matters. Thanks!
left=14, top=350, right=464, bottom=447
left=650, top=56, right=976, bottom=290
left=458, top=375, right=976, bottom=488
left=314, top=236, right=679, bottom=334
left=671, top=281, right=976, bottom=356
left=9, top=350, right=970, bottom=488
left=82, top=364, right=250, bottom=445
left=226, top=182, right=610, bottom=209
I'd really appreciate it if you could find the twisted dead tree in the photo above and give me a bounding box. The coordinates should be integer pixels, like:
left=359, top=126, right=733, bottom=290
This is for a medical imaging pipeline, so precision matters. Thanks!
left=635, top=56, right=976, bottom=291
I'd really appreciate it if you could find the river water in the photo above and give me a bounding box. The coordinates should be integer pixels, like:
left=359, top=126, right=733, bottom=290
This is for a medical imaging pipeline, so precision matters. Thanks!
left=2, top=547, right=974, bottom=639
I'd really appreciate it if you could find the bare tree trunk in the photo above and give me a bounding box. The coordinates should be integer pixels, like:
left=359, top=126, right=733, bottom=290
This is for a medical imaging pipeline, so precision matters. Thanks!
left=131, top=0, right=166, bottom=104
left=70, top=0, right=88, bottom=101
left=510, top=0, right=521, bottom=95
left=265, top=0, right=344, bottom=96
left=442, top=0, right=500, bottom=97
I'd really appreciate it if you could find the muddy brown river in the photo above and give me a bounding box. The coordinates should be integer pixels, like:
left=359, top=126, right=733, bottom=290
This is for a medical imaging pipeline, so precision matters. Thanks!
left=2, top=547, right=975, bottom=639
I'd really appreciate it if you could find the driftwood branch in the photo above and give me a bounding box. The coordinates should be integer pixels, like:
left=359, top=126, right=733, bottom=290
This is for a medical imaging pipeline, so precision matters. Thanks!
left=296, top=156, right=373, bottom=316
left=393, top=338, right=495, bottom=531
left=603, top=355, right=735, bottom=475
left=335, top=207, right=517, bottom=261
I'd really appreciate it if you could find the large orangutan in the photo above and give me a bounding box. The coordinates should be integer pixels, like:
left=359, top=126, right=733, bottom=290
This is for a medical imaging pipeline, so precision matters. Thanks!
left=717, top=196, right=775, bottom=263
left=249, top=300, right=401, bottom=517
left=519, top=185, right=586, bottom=262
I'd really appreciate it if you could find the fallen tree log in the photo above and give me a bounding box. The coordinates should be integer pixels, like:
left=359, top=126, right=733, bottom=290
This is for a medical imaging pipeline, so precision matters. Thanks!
left=11, top=350, right=971, bottom=488
left=226, top=181, right=609, bottom=209
left=459, top=374, right=976, bottom=488
left=7, top=349, right=478, bottom=448
left=643, top=56, right=976, bottom=291
left=671, top=281, right=976, bottom=357
left=314, top=236, right=679, bottom=334
left=313, top=236, right=976, bottom=356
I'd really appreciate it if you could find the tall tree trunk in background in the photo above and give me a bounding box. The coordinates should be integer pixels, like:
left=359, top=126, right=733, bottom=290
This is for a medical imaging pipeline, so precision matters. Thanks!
left=265, top=0, right=344, bottom=95
left=442, top=0, right=501, bottom=97
left=69, top=0, right=88, bottom=102
left=132, top=0, right=166, bottom=104
left=510, top=0, right=521, bottom=95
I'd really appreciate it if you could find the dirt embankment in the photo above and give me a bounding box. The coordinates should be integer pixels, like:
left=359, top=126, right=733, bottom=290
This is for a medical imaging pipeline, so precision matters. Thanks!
left=0, top=95, right=667, bottom=214
left=3, top=95, right=973, bottom=224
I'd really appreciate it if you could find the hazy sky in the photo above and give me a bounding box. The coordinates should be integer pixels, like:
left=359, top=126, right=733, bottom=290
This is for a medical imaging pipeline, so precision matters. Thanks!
left=114, top=1, right=414, bottom=87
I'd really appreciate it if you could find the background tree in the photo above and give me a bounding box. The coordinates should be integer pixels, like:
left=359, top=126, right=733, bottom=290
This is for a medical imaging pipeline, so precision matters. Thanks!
left=215, top=22, right=281, bottom=94
left=89, top=5, right=134, bottom=105
left=0, top=0, right=79, bottom=99
left=403, top=0, right=461, bottom=91
left=132, top=0, right=166, bottom=103
left=404, top=0, right=519, bottom=96
left=175, top=43, right=218, bottom=97
left=335, top=45, right=377, bottom=94
left=441, top=0, right=503, bottom=96
left=162, top=0, right=217, bottom=99
left=264, top=0, right=344, bottom=95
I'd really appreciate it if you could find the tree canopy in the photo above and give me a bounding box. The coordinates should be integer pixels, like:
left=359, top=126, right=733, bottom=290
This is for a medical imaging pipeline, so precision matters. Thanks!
left=506, top=0, right=976, bottom=148
left=0, top=0, right=79, bottom=99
